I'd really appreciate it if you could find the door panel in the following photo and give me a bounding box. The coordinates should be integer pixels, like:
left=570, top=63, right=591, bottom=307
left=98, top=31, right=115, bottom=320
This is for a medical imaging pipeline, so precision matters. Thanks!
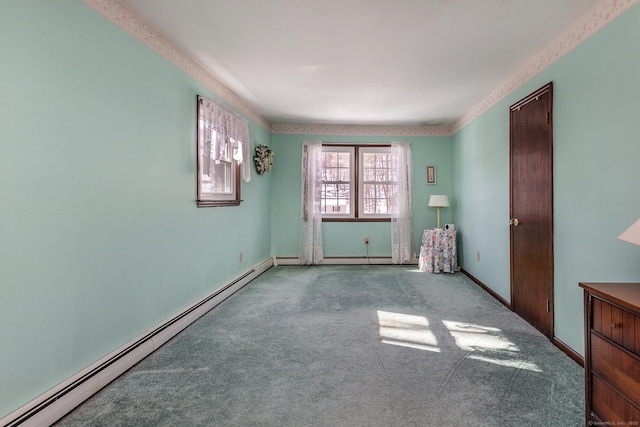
left=510, top=83, right=554, bottom=338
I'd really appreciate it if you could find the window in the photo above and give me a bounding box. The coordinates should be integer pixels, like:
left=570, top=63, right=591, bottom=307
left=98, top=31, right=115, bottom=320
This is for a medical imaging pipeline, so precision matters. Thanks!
left=197, top=132, right=240, bottom=205
left=196, top=95, right=249, bottom=207
left=321, top=146, right=354, bottom=217
left=321, top=144, right=398, bottom=221
left=360, top=147, right=399, bottom=217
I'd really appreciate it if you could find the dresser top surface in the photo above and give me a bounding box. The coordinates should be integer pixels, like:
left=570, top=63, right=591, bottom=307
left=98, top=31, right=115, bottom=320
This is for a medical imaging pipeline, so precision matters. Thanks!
left=580, top=282, right=640, bottom=312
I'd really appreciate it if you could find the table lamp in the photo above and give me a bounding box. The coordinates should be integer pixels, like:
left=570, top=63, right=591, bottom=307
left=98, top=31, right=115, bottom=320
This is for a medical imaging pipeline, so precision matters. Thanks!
left=428, top=195, right=449, bottom=229
left=618, top=218, right=640, bottom=246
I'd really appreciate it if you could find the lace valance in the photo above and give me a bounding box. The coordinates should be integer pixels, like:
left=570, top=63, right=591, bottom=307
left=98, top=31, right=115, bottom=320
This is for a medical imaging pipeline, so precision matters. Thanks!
left=198, top=96, right=251, bottom=182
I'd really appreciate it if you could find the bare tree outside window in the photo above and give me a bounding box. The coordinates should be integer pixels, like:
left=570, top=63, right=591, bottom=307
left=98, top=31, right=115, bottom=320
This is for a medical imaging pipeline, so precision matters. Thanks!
left=361, top=150, right=399, bottom=216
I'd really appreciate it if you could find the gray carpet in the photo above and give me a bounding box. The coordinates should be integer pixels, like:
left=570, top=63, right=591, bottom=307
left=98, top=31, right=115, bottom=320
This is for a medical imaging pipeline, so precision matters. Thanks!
left=54, top=265, right=584, bottom=426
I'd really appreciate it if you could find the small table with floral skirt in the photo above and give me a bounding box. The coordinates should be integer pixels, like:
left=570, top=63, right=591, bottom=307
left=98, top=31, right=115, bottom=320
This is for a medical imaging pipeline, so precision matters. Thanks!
left=418, top=229, right=457, bottom=273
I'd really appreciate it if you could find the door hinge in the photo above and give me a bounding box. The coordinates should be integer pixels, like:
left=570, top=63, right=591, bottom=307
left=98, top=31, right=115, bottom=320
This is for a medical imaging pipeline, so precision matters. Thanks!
left=546, top=112, right=550, bottom=124
left=546, top=300, right=551, bottom=312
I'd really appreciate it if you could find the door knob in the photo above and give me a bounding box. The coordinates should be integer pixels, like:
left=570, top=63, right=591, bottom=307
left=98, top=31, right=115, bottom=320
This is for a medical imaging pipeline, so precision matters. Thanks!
left=509, top=218, right=520, bottom=226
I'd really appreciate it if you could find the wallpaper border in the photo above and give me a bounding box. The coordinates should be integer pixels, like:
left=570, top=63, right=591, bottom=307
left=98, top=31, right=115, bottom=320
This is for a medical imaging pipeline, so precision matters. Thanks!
left=450, top=0, right=639, bottom=134
left=270, top=123, right=452, bottom=137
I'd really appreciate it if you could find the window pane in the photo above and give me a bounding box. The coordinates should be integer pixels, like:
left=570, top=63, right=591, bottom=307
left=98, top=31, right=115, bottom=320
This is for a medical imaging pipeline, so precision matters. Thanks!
left=321, top=149, right=352, bottom=216
left=362, top=184, right=375, bottom=213
left=321, top=183, right=350, bottom=214
left=362, top=183, right=398, bottom=214
left=363, top=153, right=374, bottom=181
left=339, top=167, right=351, bottom=181
left=322, top=151, right=353, bottom=183
left=362, top=152, right=374, bottom=168
left=323, top=152, right=338, bottom=167
left=363, top=152, right=396, bottom=183
left=338, top=183, right=350, bottom=199
left=338, top=152, right=350, bottom=168
left=363, top=165, right=374, bottom=181
left=321, top=184, right=333, bottom=213
left=324, top=167, right=338, bottom=181
left=362, top=184, right=376, bottom=214
left=200, top=161, right=232, bottom=194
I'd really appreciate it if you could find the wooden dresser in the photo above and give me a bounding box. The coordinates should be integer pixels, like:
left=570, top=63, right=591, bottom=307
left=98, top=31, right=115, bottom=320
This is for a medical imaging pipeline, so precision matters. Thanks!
left=580, top=282, right=640, bottom=425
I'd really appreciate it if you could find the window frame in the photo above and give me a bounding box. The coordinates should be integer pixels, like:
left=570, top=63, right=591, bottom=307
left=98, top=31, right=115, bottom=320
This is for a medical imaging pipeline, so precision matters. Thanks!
left=321, top=143, right=393, bottom=223
left=359, top=146, right=399, bottom=220
left=196, top=96, right=241, bottom=208
left=320, top=145, right=356, bottom=219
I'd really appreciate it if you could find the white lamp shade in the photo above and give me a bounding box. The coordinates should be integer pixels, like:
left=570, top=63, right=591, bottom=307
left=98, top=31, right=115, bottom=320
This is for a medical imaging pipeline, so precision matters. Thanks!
left=618, top=218, right=640, bottom=246
left=428, top=195, right=449, bottom=208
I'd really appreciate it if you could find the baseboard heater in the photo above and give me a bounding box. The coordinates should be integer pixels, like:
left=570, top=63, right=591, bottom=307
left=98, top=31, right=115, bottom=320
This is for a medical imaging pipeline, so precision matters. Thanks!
left=275, top=256, right=417, bottom=266
left=2, top=257, right=274, bottom=427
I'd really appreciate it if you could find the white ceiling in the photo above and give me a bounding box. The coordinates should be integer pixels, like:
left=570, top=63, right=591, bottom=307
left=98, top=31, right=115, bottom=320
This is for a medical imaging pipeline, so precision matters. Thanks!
left=121, top=0, right=600, bottom=126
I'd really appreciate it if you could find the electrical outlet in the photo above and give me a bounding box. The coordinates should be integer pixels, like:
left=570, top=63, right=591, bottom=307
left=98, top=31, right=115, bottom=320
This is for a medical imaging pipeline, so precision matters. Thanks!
left=477, top=251, right=480, bottom=261
left=364, top=237, right=370, bottom=245
left=239, top=251, right=243, bottom=262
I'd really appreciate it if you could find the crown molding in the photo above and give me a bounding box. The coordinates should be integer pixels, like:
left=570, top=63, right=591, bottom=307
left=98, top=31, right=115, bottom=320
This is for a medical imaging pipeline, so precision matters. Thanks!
left=81, top=0, right=272, bottom=131
left=450, top=0, right=639, bottom=134
left=271, top=123, right=452, bottom=137
left=83, top=0, right=638, bottom=137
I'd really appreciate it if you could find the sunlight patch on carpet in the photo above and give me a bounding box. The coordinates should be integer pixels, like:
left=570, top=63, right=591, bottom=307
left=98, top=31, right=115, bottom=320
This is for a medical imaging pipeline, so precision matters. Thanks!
left=467, top=354, right=542, bottom=372
left=443, top=320, right=541, bottom=372
left=377, top=310, right=440, bottom=353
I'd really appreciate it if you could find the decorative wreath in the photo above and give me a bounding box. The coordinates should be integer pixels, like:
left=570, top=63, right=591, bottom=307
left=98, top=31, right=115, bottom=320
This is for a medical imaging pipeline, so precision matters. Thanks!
left=254, top=144, right=274, bottom=175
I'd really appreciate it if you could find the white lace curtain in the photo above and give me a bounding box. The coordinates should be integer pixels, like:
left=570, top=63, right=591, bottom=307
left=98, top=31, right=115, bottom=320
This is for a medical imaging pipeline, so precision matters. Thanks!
left=299, top=141, right=324, bottom=265
left=391, top=141, right=414, bottom=264
left=199, top=96, right=251, bottom=182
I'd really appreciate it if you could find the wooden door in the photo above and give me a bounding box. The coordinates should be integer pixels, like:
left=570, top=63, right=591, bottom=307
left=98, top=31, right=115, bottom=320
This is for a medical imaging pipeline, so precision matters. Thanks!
left=509, top=83, right=554, bottom=338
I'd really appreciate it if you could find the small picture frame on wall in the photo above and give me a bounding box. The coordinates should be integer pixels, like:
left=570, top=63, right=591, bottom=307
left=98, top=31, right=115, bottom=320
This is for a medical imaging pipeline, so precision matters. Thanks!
left=426, top=165, right=436, bottom=185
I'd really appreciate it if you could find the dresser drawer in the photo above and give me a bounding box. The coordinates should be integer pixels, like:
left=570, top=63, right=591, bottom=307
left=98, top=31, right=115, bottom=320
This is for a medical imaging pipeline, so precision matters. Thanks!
left=582, top=283, right=640, bottom=425
left=591, top=333, right=640, bottom=410
left=592, top=297, right=640, bottom=357
left=592, top=375, right=640, bottom=423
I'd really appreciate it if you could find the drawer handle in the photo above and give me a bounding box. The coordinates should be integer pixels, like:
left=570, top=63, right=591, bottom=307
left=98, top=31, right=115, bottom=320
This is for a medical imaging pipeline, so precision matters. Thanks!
left=611, top=322, right=619, bottom=329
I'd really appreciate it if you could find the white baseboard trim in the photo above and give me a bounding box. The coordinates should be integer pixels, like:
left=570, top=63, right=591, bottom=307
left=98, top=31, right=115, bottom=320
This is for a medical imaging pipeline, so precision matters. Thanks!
left=275, top=256, right=418, bottom=266
left=1, top=257, right=274, bottom=427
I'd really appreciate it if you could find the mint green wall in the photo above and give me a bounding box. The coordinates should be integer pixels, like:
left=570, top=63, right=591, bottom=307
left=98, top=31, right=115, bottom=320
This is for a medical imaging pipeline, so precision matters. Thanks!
left=6, top=0, right=640, bottom=420
left=451, top=104, right=511, bottom=300
left=271, top=134, right=452, bottom=258
left=0, top=0, right=271, bottom=418
left=452, top=3, right=640, bottom=356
